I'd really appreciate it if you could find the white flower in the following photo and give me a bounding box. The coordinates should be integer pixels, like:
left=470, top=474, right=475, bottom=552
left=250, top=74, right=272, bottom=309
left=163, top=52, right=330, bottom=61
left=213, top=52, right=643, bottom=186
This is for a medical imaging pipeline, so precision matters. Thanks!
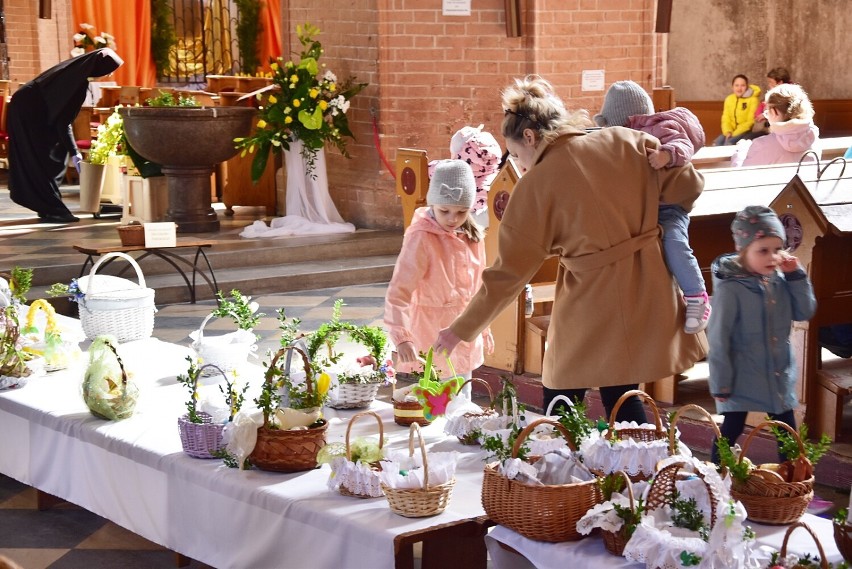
left=322, top=70, right=337, bottom=83
left=70, top=47, right=86, bottom=58
left=73, top=33, right=86, bottom=43
left=79, top=22, right=95, bottom=33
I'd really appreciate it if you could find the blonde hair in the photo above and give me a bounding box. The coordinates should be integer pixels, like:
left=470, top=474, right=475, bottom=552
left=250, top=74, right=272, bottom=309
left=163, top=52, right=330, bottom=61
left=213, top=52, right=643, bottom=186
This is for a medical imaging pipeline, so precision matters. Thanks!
left=501, top=75, right=591, bottom=144
left=459, top=215, right=484, bottom=242
left=765, top=83, right=813, bottom=122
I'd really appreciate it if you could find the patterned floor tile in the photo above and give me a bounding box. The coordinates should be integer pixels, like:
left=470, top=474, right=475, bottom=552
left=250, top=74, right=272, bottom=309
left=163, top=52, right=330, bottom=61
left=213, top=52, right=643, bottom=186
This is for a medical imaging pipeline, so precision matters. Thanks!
left=0, top=548, right=68, bottom=569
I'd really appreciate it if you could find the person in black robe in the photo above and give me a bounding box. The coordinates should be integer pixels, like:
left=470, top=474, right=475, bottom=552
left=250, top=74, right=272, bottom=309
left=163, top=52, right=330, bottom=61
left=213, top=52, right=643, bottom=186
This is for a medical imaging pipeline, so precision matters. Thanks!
left=7, top=48, right=123, bottom=223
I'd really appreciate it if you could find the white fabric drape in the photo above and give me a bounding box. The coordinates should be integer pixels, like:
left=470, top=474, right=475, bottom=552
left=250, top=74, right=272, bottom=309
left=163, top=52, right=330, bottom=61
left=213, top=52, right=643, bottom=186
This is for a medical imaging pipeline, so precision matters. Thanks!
left=240, top=139, right=356, bottom=238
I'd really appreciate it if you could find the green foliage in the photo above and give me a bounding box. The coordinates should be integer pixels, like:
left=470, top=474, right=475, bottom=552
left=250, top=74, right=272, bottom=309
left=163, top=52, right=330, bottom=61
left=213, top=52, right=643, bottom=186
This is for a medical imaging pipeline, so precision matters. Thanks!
left=234, top=0, right=262, bottom=73
left=218, top=371, right=249, bottom=422
left=598, top=472, right=627, bottom=501
left=88, top=109, right=126, bottom=165
left=150, top=0, right=177, bottom=77
left=145, top=90, right=199, bottom=107
left=176, top=356, right=203, bottom=423
left=212, top=289, right=264, bottom=331
left=679, top=551, right=701, bottom=566
left=613, top=497, right=644, bottom=538
left=769, top=420, right=832, bottom=464
left=670, top=489, right=707, bottom=534
left=277, top=307, right=303, bottom=347
left=482, top=422, right=529, bottom=463
left=9, top=267, right=32, bottom=302
left=554, top=396, right=594, bottom=449
left=835, top=508, right=849, bottom=525
left=1, top=268, right=34, bottom=377
left=210, top=448, right=250, bottom=469
left=716, top=436, right=752, bottom=483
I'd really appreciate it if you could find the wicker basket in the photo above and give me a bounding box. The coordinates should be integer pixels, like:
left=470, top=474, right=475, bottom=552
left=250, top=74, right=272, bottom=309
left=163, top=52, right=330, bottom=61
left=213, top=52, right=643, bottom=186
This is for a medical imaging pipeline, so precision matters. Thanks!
left=730, top=420, right=814, bottom=525
left=586, top=389, right=668, bottom=482
left=481, top=418, right=601, bottom=542
left=328, top=381, right=382, bottom=410
left=82, top=339, right=137, bottom=421
left=393, top=397, right=432, bottom=427
left=600, top=470, right=636, bottom=556
left=337, top=410, right=384, bottom=498
left=178, top=412, right=224, bottom=458
left=668, top=403, right=723, bottom=470
left=249, top=346, right=328, bottom=473
left=117, top=224, right=145, bottom=247
left=77, top=252, right=155, bottom=343
left=191, top=313, right=256, bottom=374
left=444, top=377, right=498, bottom=445
left=783, top=522, right=830, bottom=569
left=834, top=520, right=852, bottom=563
left=382, top=422, right=455, bottom=517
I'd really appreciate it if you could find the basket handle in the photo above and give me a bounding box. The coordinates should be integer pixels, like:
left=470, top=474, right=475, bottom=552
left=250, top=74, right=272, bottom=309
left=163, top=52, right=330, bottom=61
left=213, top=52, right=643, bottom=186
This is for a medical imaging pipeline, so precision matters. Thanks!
left=736, top=419, right=804, bottom=466
left=796, top=150, right=821, bottom=176
left=102, top=338, right=129, bottom=389
left=87, top=251, right=147, bottom=296
left=780, top=522, right=829, bottom=569
left=407, top=422, right=430, bottom=490
left=345, top=411, right=384, bottom=461
left=818, top=156, right=846, bottom=180
left=195, top=313, right=244, bottom=343
left=611, top=470, right=635, bottom=512
left=25, top=299, right=60, bottom=335
left=544, top=394, right=580, bottom=417
left=607, top=389, right=663, bottom=440
left=456, top=377, right=494, bottom=404
left=645, top=459, right=718, bottom=529
left=668, top=403, right=722, bottom=455
left=513, top=417, right=577, bottom=455
left=261, top=344, right=313, bottom=424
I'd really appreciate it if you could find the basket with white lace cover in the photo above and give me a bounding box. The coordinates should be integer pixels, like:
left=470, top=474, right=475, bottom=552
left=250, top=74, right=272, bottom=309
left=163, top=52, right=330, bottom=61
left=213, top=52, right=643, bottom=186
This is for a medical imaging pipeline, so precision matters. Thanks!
left=622, top=456, right=759, bottom=569
left=190, top=313, right=257, bottom=375
left=327, top=411, right=385, bottom=499
left=581, top=389, right=688, bottom=481
left=443, top=377, right=498, bottom=445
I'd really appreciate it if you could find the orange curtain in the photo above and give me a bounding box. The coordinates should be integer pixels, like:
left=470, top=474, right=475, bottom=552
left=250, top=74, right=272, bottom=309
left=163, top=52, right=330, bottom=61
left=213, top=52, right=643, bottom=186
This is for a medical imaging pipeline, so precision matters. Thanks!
left=257, top=0, right=282, bottom=72
left=72, top=0, right=157, bottom=87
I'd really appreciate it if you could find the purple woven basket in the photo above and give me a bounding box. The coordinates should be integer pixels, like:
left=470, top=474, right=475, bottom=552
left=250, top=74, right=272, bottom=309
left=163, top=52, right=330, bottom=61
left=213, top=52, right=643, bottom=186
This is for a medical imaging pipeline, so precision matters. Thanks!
left=178, top=412, right=225, bottom=459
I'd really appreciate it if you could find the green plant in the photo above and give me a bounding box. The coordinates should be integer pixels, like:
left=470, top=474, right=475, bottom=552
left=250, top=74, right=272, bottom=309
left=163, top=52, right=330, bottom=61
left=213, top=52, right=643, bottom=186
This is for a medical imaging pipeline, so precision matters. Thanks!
left=0, top=268, right=34, bottom=378
left=482, top=422, right=529, bottom=463
left=234, top=22, right=368, bottom=182
left=88, top=109, right=126, bottom=166
left=670, top=489, right=707, bottom=534
left=554, top=396, right=594, bottom=449
left=145, top=90, right=199, bottom=107
left=277, top=307, right=303, bottom=347
left=212, top=289, right=264, bottom=332
left=770, top=421, right=831, bottom=464
left=716, top=436, right=752, bottom=483
left=255, top=346, right=330, bottom=421
left=176, top=356, right=204, bottom=423
left=150, top=0, right=177, bottom=77
left=234, top=0, right=262, bottom=74
left=835, top=508, right=849, bottom=525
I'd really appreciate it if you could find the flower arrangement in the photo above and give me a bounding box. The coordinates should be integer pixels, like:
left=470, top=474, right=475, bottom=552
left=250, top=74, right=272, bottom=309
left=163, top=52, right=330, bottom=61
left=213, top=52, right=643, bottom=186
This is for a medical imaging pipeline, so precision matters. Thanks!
left=0, top=268, right=36, bottom=383
left=176, top=356, right=248, bottom=424
left=212, top=289, right=264, bottom=333
left=47, top=279, right=85, bottom=303
left=88, top=108, right=126, bottom=166
left=71, top=23, right=116, bottom=57
left=234, top=22, right=368, bottom=182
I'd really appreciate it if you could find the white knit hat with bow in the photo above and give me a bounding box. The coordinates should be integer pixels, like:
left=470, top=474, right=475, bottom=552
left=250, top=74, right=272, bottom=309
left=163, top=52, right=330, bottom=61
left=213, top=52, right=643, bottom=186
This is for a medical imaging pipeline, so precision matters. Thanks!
left=427, top=159, right=476, bottom=209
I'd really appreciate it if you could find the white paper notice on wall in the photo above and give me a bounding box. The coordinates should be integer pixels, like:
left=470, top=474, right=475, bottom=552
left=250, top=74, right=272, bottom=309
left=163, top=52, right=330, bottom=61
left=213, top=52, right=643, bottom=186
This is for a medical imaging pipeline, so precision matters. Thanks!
left=443, top=0, right=471, bottom=16
left=581, top=70, right=606, bottom=92
left=144, top=222, right=177, bottom=248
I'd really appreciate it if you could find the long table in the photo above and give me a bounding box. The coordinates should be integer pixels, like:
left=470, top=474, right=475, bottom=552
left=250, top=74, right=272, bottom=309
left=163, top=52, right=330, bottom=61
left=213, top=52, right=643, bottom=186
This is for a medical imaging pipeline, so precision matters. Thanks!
left=0, top=337, right=490, bottom=569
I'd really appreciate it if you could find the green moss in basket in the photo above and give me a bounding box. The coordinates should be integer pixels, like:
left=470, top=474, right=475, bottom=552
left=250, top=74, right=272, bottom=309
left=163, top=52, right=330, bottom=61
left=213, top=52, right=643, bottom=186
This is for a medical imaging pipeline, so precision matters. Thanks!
left=212, top=289, right=264, bottom=334
left=768, top=420, right=831, bottom=464
left=554, top=396, right=594, bottom=449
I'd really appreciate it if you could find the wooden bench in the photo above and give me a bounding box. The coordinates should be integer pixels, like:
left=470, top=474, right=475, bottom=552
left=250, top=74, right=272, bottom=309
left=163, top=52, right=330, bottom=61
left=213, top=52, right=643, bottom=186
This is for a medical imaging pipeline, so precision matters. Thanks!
left=73, top=239, right=218, bottom=304
left=692, top=136, right=852, bottom=170
left=814, top=357, right=852, bottom=440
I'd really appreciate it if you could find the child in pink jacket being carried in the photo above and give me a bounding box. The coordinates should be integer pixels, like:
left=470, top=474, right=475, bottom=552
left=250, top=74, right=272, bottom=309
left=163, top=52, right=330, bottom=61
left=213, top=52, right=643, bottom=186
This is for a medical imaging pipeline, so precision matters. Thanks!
left=594, top=80, right=710, bottom=333
left=384, top=159, right=492, bottom=397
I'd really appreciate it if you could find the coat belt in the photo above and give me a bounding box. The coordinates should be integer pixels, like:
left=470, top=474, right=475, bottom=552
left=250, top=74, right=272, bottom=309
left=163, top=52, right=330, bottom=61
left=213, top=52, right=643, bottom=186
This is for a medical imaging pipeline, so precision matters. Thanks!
left=560, top=227, right=661, bottom=273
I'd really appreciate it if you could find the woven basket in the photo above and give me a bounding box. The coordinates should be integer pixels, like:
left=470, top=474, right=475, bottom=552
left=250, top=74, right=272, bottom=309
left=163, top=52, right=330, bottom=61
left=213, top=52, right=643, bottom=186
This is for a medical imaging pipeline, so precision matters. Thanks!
left=668, top=403, right=723, bottom=472
left=117, top=224, right=145, bottom=246
left=328, top=381, right=382, bottom=410
left=730, top=420, right=813, bottom=525
left=249, top=346, right=328, bottom=473
left=481, top=418, right=601, bottom=542
left=444, top=377, right=497, bottom=445
left=77, top=252, right=155, bottom=343
left=338, top=410, right=384, bottom=498
left=834, top=520, right=852, bottom=563
left=393, top=397, right=432, bottom=427
left=191, top=313, right=256, bottom=374
left=178, top=412, right=224, bottom=458
left=782, top=522, right=830, bottom=569
left=601, top=470, right=635, bottom=556
left=82, top=339, right=137, bottom=421
left=382, top=423, right=455, bottom=517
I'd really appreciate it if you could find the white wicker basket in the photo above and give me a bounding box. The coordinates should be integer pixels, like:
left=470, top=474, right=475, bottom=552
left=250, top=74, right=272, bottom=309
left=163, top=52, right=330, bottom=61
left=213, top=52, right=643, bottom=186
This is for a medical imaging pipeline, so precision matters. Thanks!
left=328, top=381, right=382, bottom=409
left=77, top=252, right=156, bottom=343
left=191, top=313, right=256, bottom=374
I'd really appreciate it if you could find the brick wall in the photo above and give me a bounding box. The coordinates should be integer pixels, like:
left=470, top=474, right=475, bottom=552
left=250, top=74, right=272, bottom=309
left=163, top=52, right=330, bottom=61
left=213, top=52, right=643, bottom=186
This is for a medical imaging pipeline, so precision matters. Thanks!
left=5, top=0, right=73, bottom=86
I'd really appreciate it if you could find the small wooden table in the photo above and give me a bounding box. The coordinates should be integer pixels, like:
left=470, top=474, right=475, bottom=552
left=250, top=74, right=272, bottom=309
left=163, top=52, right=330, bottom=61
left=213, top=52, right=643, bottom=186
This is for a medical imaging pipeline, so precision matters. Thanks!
left=73, top=239, right=218, bottom=303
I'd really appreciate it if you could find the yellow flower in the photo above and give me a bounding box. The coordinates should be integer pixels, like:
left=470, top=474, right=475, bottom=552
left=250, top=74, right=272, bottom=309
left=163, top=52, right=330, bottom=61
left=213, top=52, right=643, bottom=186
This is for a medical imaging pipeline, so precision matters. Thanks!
left=268, top=94, right=277, bottom=104
left=317, top=372, right=331, bottom=396
left=256, top=119, right=267, bottom=129
left=270, top=62, right=279, bottom=71
left=290, top=74, right=298, bottom=83
left=319, top=100, right=328, bottom=111
left=329, top=83, right=336, bottom=92
left=309, top=88, right=319, bottom=99
left=293, top=99, right=301, bottom=108
left=284, top=116, right=293, bottom=124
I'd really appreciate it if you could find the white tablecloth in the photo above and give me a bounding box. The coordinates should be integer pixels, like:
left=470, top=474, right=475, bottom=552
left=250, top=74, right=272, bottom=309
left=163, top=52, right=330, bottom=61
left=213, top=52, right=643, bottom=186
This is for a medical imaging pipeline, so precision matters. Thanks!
left=485, top=514, right=842, bottom=569
left=0, top=336, right=489, bottom=569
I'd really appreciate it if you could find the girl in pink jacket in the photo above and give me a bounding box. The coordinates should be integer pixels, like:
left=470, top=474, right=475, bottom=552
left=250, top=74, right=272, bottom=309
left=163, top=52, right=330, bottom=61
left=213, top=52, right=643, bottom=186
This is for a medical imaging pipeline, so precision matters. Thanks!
left=594, top=80, right=710, bottom=334
left=731, top=83, right=820, bottom=167
left=384, top=159, right=492, bottom=394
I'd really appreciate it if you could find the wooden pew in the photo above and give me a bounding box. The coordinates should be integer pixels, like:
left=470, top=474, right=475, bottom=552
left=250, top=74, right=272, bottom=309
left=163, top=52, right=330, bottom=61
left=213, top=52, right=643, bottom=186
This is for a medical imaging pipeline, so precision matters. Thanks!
left=395, top=148, right=429, bottom=229
left=687, top=159, right=852, bottom=437
left=692, top=136, right=852, bottom=170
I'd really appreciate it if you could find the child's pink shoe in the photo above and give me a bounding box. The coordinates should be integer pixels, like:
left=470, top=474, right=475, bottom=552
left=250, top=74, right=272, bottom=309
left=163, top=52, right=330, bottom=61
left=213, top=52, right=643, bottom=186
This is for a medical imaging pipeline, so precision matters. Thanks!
left=685, top=293, right=711, bottom=334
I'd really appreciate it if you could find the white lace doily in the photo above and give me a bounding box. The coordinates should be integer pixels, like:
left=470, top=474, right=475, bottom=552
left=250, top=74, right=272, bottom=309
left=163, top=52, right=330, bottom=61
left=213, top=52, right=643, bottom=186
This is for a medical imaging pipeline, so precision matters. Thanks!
left=580, top=423, right=691, bottom=477
left=444, top=409, right=497, bottom=439
left=327, top=456, right=384, bottom=498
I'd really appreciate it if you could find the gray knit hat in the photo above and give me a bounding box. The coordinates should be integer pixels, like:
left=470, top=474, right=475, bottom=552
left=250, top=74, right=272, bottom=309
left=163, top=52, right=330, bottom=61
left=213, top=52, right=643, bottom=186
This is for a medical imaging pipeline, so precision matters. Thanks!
left=427, top=159, right=476, bottom=209
left=593, top=80, right=654, bottom=127
left=731, top=205, right=786, bottom=251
